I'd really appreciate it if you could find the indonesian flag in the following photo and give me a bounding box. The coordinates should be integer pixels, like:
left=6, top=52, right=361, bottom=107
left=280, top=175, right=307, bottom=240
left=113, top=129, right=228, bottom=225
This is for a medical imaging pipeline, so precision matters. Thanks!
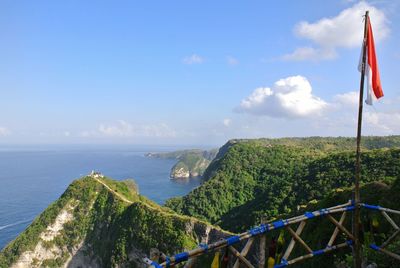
left=358, top=19, right=384, bottom=105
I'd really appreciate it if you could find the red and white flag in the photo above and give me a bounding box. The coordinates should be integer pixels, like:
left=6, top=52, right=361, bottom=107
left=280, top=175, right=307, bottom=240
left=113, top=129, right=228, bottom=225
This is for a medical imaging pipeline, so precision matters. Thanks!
left=358, top=19, right=384, bottom=105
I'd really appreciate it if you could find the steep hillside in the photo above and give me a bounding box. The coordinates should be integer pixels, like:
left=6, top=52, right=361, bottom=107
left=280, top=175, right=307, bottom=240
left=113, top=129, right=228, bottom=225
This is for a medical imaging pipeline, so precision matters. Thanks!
left=201, top=136, right=400, bottom=181
left=0, top=175, right=227, bottom=268
left=166, top=138, right=400, bottom=232
left=146, top=149, right=218, bottom=179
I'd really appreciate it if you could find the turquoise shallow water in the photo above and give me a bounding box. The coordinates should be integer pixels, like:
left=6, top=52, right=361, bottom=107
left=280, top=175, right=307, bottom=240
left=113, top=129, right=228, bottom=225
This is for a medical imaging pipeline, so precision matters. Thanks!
left=0, top=145, right=202, bottom=250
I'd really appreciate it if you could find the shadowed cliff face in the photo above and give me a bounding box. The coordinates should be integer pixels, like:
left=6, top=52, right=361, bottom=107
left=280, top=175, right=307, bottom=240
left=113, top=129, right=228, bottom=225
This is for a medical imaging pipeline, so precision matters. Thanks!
left=0, top=176, right=228, bottom=268
left=146, top=149, right=218, bottom=179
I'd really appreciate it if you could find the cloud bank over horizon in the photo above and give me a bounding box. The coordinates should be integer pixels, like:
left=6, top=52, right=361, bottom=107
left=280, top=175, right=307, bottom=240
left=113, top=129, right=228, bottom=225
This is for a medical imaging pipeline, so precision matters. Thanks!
left=0, top=1, right=399, bottom=145
left=0, top=127, right=10, bottom=137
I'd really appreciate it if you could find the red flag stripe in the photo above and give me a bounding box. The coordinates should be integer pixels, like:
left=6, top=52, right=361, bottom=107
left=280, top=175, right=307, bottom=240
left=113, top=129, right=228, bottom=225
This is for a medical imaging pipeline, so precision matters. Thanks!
left=366, top=20, right=383, bottom=99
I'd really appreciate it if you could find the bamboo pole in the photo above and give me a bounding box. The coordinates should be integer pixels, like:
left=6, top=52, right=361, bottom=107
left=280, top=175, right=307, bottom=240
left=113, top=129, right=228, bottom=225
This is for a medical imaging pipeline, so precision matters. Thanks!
left=259, top=235, right=266, bottom=268
left=361, top=203, right=400, bottom=215
left=381, top=211, right=400, bottom=230
left=233, top=238, right=254, bottom=268
left=258, top=217, right=267, bottom=268
left=150, top=203, right=400, bottom=267
left=229, top=246, right=255, bottom=268
left=287, top=241, right=351, bottom=266
left=158, top=203, right=354, bottom=267
left=183, top=257, right=196, bottom=268
left=354, top=10, right=369, bottom=268
left=381, top=229, right=400, bottom=249
left=326, top=214, right=355, bottom=240
left=286, top=226, right=313, bottom=254
left=283, top=221, right=307, bottom=260
left=327, top=212, right=347, bottom=247
left=373, top=247, right=400, bottom=261
left=381, top=207, right=400, bottom=215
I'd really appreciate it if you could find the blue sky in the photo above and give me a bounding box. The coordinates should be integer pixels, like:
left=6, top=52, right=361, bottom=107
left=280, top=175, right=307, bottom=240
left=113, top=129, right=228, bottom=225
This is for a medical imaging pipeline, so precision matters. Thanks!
left=0, top=1, right=399, bottom=146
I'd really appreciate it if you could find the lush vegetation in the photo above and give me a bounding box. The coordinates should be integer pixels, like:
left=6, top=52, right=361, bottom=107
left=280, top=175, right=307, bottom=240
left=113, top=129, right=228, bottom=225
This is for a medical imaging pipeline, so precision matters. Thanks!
left=146, top=149, right=218, bottom=160
left=166, top=137, right=400, bottom=232
left=165, top=136, right=400, bottom=267
left=0, top=176, right=224, bottom=268
left=2, top=136, right=400, bottom=267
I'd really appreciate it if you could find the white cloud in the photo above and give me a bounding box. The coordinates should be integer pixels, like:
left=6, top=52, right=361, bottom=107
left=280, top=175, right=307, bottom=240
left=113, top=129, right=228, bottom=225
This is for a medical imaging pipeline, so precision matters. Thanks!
left=333, top=91, right=359, bottom=107
left=223, top=118, right=232, bottom=127
left=82, top=120, right=177, bottom=138
left=364, top=111, right=400, bottom=133
left=317, top=95, right=400, bottom=135
left=182, top=54, right=204, bottom=64
left=99, top=120, right=134, bottom=137
left=226, top=56, right=239, bottom=65
left=283, top=47, right=336, bottom=61
left=0, top=127, right=10, bottom=137
left=236, top=75, right=327, bottom=118
left=285, top=2, right=389, bottom=61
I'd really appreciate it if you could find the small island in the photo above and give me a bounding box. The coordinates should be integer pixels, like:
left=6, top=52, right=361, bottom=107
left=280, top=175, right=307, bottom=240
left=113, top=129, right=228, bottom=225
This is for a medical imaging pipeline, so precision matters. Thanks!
left=146, top=149, right=217, bottom=179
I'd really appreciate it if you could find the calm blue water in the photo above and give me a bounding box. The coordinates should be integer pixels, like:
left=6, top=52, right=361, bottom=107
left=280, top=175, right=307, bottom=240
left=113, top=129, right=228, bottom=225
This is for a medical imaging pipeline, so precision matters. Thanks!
left=0, top=145, right=202, bottom=250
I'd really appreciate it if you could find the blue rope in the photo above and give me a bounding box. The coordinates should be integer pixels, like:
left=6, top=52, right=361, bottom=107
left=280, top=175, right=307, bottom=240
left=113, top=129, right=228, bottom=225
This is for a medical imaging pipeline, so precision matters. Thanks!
left=226, top=235, right=240, bottom=246
left=151, top=261, right=163, bottom=268
left=318, top=208, right=328, bottom=215
left=272, top=219, right=285, bottom=229
left=249, top=224, right=268, bottom=236
left=274, top=258, right=288, bottom=268
left=165, top=257, right=170, bottom=268
left=173, top=252, right=189, bottom=263
left=362, top=204, right=382, bottom=211
left=304, top=211, right=315, bottom=219
left=313, top=249, right=325, bottom=256
left=370, top=244, right=380, bottom=251
left=199, top=243, right=208, bottom=253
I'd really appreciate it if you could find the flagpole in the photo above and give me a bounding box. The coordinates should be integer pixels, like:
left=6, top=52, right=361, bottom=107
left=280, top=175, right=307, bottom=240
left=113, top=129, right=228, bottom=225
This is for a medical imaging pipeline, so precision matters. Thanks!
left=354, top=10, right=369, bottom=268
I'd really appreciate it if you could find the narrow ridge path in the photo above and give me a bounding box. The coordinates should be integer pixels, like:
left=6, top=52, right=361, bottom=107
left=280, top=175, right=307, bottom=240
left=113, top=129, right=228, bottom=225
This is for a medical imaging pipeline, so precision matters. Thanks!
left=93, top=177, right=133, bottom=204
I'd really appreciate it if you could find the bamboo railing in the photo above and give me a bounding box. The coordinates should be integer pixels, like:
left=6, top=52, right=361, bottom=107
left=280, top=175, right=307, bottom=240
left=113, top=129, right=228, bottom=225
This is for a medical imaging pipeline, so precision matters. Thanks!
left=143, top=202, right=400, bottom=267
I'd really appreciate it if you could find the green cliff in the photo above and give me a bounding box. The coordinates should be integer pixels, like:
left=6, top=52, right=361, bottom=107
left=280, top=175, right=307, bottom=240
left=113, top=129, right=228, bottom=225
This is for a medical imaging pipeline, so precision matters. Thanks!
left=146, top=149, right=218, bottom=179
left=0, top=175, right=227, bottom=268
left=166, top=137, right=400, bottom=232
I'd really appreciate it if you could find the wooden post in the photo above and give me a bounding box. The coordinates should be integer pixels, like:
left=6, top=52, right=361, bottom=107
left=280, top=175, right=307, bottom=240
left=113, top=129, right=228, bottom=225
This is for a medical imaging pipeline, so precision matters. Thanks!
left=259, top=235, right=266, bottom=268
left=354, top=10, right=369, bottom=268
left=259, top=217, right=267, bottom=268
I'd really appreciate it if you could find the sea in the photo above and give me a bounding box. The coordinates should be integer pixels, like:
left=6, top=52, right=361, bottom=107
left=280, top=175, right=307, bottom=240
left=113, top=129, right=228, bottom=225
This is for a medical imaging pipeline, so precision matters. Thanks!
left=0, top=145, right=204, bottom=250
